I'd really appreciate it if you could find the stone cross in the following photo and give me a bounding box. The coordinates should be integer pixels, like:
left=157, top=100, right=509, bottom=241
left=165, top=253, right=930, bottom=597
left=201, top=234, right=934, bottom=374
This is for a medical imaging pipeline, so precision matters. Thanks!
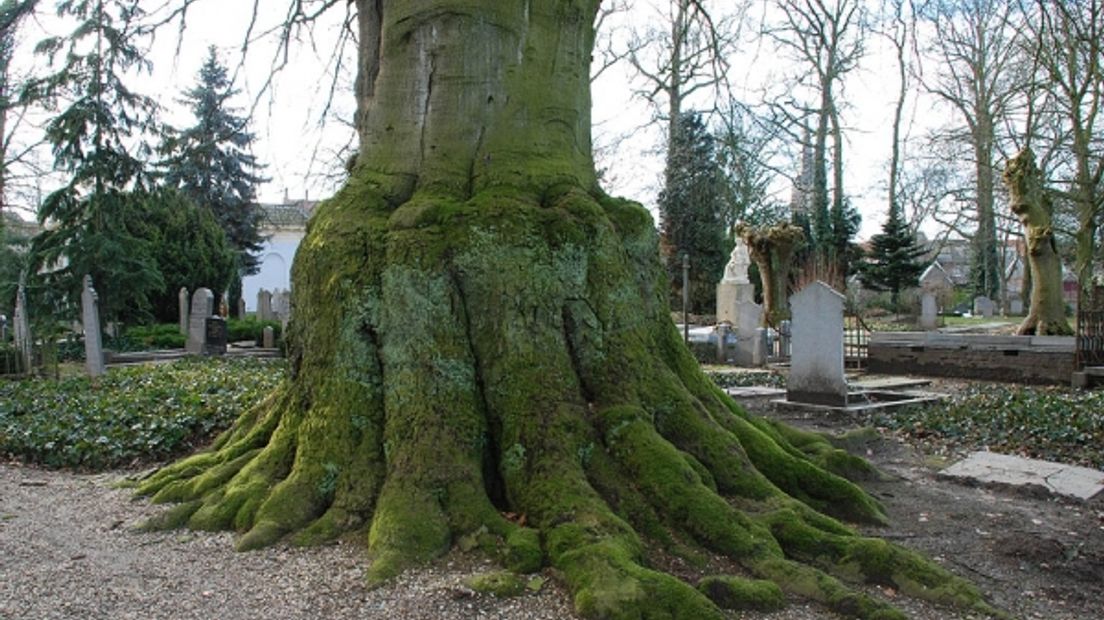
left=81, top=275, right=105, bottom=378
left=178, top=287, right=190, bottom=335
left=186, top=288, right=215, bottom=355
left=920, top=292, right=938, bottom=330
left=787, top=281, right=847, bottom=406
left=13, top=281, right=32, bottom=374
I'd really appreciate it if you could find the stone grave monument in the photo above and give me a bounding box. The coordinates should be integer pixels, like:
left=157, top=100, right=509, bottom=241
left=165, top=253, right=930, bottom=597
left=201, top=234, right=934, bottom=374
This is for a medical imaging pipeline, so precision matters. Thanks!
left=81, top=275, right=105, bottom=377
left=262, top=326, right=275, bottom=349
left=716, top=239, right=757, bottom=324
left=186, top=288, right=215, bottom=355
left=178, top=287, right=189, bottom=335
left=272, top=289, right=291, bottom=327
left=973, top=295, right=995, bottom=318
left=732, top=300, right=765, bottom=366
left=13, top=282, right=32, bottom=374
left=920, top=292, right=938, bottom=330
left=257, top=289, right=274, bottom=322
left=237, top=297, right=247, bottom=319
left=1009, top=296, right=1024, bottom=315
left=787, top=281, right=847, bottom=406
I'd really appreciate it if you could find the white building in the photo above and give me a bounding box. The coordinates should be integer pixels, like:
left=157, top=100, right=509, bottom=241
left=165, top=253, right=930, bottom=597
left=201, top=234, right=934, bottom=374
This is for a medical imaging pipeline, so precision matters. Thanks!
left=241, top=199, right=318, bottom=312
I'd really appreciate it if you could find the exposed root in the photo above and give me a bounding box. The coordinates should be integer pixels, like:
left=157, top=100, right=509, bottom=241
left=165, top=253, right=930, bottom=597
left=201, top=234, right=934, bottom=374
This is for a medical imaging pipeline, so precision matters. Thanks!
left=136, top=185, right=1001, bottom=619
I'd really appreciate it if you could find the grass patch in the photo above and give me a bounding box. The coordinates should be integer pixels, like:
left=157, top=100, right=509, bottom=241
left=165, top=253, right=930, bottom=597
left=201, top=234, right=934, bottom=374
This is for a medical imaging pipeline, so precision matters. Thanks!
left=0, top=357, right=285, bottom=470
left=871, top=384, right=1104, bottom=470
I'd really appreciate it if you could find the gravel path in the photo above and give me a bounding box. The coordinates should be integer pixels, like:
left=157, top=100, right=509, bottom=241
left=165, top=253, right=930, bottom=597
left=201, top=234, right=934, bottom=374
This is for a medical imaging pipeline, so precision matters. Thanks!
left=0, top=462, right=579, bottom=620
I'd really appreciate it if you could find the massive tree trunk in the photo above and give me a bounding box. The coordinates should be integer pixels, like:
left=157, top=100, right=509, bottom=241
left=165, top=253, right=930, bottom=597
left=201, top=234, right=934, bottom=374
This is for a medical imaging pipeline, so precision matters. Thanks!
left=1002, top=148, right=1072, bottom=335
left=738, top=222, right=804, bottom=327
left=137, top=2, right=993, bottom=618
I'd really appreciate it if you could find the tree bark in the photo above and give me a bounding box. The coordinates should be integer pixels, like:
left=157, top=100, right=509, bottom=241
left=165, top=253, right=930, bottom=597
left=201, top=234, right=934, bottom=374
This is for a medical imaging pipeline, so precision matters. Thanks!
left=1002, top=148, right=1073, bottom=335
left=138, top=2, right=995, bottom=618
left=739, top=222, right=804, bottom=327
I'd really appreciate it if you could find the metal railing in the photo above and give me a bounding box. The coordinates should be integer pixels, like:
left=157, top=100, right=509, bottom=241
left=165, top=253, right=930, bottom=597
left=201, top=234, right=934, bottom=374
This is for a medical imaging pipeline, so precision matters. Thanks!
left=1076, top=285, right=1104, bottom=370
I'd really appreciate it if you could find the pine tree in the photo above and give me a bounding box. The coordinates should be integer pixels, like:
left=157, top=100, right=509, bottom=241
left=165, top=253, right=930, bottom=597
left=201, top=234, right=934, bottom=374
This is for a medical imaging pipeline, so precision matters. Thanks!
left=659, top=112, right=730, bottom=313
left=161, top=46, right=267, bottom=281
left=859, top=204, right=927, bottom=308
left=26, top=0, right=163, bottom=324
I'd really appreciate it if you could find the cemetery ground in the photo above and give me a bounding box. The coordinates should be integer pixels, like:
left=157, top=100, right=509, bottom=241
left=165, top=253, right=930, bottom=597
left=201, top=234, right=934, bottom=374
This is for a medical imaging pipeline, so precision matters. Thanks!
left=1, top=362, right=1103, bottom=619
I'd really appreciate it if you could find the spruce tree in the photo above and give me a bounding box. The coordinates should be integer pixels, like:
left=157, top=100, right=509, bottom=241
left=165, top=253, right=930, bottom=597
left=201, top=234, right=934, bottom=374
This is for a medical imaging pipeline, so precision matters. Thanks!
left=659, top=112, right=729, bottom=314
left=859, top=204, right=927, bottom=308
left=160, top=46, right=266, bottom=281
left=26, top=0, right=163, bottom=324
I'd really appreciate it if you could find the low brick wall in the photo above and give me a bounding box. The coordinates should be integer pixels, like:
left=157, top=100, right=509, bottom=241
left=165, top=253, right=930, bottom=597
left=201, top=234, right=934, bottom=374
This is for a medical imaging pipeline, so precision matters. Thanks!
left=868, top=333, right=1075, bottom=385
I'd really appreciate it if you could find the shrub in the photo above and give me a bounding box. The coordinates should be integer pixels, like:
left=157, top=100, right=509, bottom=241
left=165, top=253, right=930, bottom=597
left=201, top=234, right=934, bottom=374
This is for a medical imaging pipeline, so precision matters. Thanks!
left=227, top=317, right=282, bottom=345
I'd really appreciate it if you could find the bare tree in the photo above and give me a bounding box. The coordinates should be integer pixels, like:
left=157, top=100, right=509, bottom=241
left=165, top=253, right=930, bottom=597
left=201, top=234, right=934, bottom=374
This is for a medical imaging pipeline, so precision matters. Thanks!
left=915, top=0, right=1029, bottom=299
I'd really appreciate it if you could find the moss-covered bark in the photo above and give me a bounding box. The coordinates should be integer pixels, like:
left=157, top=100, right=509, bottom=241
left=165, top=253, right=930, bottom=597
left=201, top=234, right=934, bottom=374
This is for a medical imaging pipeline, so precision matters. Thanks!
left=137, top=3, right=998, bottom=619
left=738, top=223, right=804, bottom=326
left=1002, top=148, right=1072, bottom=336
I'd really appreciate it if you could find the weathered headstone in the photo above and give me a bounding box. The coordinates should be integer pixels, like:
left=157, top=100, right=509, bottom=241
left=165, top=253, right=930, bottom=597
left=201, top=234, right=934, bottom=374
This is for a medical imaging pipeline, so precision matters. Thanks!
left=973, top=295, right=995, bottom=318
left=13, top=282, right=32, bottom=374
left=178, top=287, right=190, bottom=335
left=81, top=275, right=105, bottom=377
left=732, top=300, right=765, bottom=366
left=272, top=289, right=291, bottom=326
left=257, top=289, right=273, bottom=322
left=262, top=326, right=275, bottom=349
left=753, top=327, right=769, bottom=366
left=186, top=288, right=215, bottom=355
left=787, top=281, right=847, bottom=406
left=920, top=292, right=938, bottom=330
left=1010, top=296, right=1024, bottom=315
left=716, top=239, right=757, bottom=325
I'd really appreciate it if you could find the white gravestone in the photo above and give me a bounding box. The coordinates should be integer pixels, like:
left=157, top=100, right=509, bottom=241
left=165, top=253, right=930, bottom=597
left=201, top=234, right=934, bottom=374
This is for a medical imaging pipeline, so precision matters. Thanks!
left=178, top=287, right=190, bottom=335
left=716, top=239, right=757, bottom=325
left=787, top=281, right=847, bottom=406
left=920, top=292, right=938, bottom=330
left=81, top=275, right=105, bottom=377
left=186, top=288, right=215, bottom=355
left=13, top=282, right=32, bottom=374
left=732, top=300, right=765, bottom=366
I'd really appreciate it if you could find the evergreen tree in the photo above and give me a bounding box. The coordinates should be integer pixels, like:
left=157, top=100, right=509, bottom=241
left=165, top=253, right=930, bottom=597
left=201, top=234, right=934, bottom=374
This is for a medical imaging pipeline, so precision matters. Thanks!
left=25, top=0, right=163, bottom=324
left=859, top=204, right=927, bottom=308
left=659, top=112, right=730, bottom=313
left=160, top=46, right=266, bottom=281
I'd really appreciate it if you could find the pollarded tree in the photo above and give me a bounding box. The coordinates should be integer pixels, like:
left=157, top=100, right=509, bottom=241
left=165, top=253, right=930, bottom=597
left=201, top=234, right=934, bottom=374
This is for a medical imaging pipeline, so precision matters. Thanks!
left=138, top=4, right=995, bottom=619
left=160, top=46, right=266, bottom=282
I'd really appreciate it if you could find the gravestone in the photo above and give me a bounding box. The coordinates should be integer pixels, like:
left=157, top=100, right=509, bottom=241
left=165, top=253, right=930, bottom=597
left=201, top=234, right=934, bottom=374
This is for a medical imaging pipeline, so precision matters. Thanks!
left=81, top=275, right=105, bottom=378
left=732, top=300, right=765, bottom=366
left=178, top=287, right=189, bottom=335
left=186, top=288, right=215, bottom=355
left=205, top=316, right=228, bottom=356
left=787, top=281, right=847, bottom=406
left=920, top=292, right=938, bottom=330
left=13, top=282, right=32, bottom=373
left=1010, top=296, right=1024, bottom=315
left=257, top=289, right=273, bottom=322
left=716, top=239, right=757, bottom=326
left=237, top=297, right=247, bottom=319
left=262, top=326, right=275, bottom=349
left=272, top=289, right=291, bottom=326
left=973, top=295, right=995, bottom=318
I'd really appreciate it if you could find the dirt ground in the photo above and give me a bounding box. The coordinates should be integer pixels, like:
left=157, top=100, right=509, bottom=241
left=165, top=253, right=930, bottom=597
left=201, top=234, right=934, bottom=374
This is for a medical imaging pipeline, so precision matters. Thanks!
left=2, top=386, right=1102, bottom=619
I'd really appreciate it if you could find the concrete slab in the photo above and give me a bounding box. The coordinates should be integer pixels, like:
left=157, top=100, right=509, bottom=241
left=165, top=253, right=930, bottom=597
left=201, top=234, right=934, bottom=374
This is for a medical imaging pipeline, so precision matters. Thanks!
left=725, top=386, right=786, bottom=398
left=941, top=451, right=1104, bottom=501
left=850, top=376, right=932, bottom=391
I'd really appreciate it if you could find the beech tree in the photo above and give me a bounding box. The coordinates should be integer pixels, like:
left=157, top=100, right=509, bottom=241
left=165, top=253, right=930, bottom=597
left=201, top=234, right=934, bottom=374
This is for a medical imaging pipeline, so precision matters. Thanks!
left=135, top=3, right=995, bottom=619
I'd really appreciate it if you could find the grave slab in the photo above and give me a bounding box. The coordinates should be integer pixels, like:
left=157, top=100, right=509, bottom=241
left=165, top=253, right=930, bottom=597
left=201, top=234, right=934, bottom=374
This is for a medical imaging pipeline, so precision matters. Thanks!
left=941, top=451, right=1104, bottom=501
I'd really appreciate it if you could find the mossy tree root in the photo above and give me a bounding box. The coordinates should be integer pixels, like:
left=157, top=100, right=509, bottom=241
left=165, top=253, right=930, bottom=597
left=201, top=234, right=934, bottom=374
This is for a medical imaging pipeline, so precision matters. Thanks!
left=137, top=182, right=999, bottom=620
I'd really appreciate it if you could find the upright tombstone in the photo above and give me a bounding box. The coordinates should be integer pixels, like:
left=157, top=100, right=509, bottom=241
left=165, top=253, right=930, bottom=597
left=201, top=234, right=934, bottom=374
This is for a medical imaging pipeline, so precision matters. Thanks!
left=787, top=281, right=847, bottom=406
left=732, top=300, right=765, bottom=366
left=237, top=297, right=247, bottom=319
left=1009, top=296, right=1024, bottom=315
left=716, top=239, right=757, bottom=325
left=186, top=288, right=215, bottom=355
left=262, top=326, right=275, bottom=349
left=256, top=289, right=274, bottom=322
left=178, top=287, right=190, bottom=335
left=13, top=282, right=32, bottom=374
left=81, top=275, right=105, bottom=377
left=973, top=295, right=995, bottom=318
left=919, top=292, right=938, bottom=330
left=272, top=289, right=291, bottom=327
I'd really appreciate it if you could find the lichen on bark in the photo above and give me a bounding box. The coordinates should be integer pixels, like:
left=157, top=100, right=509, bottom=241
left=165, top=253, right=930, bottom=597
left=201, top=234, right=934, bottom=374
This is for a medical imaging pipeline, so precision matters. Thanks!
left=136, top=2, right=999, bottom=618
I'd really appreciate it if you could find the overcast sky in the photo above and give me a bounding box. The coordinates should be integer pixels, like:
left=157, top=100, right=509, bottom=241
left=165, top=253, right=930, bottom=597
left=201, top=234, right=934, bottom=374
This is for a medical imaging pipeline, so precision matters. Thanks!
left=9, top=1, right=940, bottom=240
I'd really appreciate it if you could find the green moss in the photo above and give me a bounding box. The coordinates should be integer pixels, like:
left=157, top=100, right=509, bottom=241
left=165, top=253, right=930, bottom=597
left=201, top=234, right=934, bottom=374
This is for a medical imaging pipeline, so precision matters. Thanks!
left=463, top=570, right=528, bottom=597
left=697, top=575, right=785, bottom=611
